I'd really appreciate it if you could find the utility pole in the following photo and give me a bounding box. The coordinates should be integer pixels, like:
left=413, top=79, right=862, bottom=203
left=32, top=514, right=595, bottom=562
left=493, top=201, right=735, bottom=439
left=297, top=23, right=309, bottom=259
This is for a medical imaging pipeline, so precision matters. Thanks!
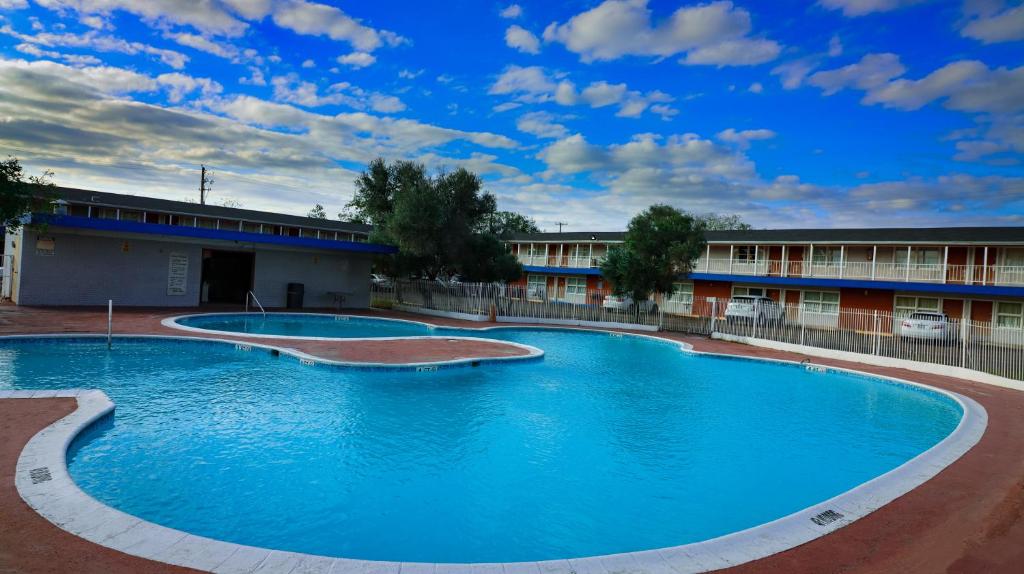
left=199, top=165, right=214, bottom=205
left=555, top=221, right=568, bottom=233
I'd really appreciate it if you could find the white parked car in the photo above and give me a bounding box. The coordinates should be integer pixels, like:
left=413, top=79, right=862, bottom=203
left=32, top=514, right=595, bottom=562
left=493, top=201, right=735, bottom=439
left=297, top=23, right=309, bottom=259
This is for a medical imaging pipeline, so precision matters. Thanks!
left=371, top=274, right=392, bottom=288
left=900, top=312, right=958, bottom=342
left=602, top=294, right=658, bottom=313
left=725, top=296, right=785, bottom=326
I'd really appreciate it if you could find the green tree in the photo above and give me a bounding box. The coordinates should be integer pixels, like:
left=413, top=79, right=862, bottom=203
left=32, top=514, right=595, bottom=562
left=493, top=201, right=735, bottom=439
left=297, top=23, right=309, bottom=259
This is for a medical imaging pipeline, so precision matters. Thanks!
left=696, top=212, right=752, bottom=230
left=484, top=210, right=540, bottom=238
left=307, top=204, right=327, bottom=219
left=345, top=158, right=526, bottom=282
left=0, top=157, right=54, bottom=231
left=600, top=204, right=706, bottom=305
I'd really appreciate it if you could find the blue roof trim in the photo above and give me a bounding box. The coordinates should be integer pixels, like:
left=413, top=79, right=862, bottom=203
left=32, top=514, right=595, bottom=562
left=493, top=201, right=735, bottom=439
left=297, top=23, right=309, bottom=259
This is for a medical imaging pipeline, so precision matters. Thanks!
left=522, top=265, right=604, bottom=276
left=688, top=272, right=1024, bottom=297
left=33, top=214, right=398, bottom=255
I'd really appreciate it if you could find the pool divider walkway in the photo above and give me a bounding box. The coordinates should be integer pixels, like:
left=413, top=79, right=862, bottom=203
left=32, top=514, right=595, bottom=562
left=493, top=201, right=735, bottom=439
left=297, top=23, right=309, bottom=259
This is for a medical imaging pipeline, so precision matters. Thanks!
left=1, top=305, right=1023, bottom=572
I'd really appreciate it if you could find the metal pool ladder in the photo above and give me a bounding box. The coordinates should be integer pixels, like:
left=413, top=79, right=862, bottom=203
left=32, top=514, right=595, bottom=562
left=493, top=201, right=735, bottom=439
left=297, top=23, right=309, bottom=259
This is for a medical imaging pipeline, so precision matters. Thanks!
left=246, top=290, right=266, bottom=318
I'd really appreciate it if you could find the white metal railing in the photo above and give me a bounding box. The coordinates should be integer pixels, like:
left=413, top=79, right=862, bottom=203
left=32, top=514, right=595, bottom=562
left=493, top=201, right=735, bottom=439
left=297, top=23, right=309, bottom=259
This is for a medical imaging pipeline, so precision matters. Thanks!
left=516, top=255, right=604, bottom=268
left=696, top=258, right=1024, bottom=286
left=245, top=290, right=266, bottom=318
left=371, top=282, right=1024, bottom=381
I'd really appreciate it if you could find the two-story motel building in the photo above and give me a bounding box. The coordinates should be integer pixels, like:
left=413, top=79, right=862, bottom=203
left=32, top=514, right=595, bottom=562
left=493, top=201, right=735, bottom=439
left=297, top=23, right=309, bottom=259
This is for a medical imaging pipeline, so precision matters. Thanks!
left=506, top=228, right=1024, bottom=330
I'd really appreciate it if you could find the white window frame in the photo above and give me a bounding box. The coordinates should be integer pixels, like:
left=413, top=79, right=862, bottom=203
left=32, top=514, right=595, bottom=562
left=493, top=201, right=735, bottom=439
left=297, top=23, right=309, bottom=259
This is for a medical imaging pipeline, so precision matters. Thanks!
left=801, top=290, right=840, bottom=314
left=733, top=245, right=757, bottom=263
left=526, top=274, right=546, bottom=300
left=995, top=301, right=1023, bottom=330
left=894, top=295, right=942, bottom=318
left=664, top=282, right=694, bottom=315
left=732, top=285, right=766, bottom=298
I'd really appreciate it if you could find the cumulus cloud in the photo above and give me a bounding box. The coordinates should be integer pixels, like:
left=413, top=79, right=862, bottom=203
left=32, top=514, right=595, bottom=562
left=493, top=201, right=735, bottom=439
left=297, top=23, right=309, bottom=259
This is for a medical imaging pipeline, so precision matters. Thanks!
left=491, top=66, right=678, bottom=119
left=165, top=32, right=239, bottom=60
left=818, top=0, right=925, bottom=17
left=863, top=61, right=1024, bottom=113
left=1, top=24, right=189, bottom=68
left=337, top=51, right=376, bottom=68
left=542, top=0, right=780, bottom=66
left=270, top=74, right=406, bottom=113
left=516, top=111, right=568, bottom=139
left=500, top=4, right=523, bottom=19
left=717, top=128, right=776, bottom=149
left=33, top=0, right=406, bottom=54
left=961, top=1, right=1024, bottom=43
left=505, top=25, right=540, bottom=54
left=828, top=34, right=843, bottom=57
left=807, top=53, right=906, bottom=95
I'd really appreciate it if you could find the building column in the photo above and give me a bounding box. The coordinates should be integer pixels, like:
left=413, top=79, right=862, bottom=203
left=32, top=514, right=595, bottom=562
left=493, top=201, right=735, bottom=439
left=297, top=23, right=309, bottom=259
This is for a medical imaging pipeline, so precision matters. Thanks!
left=906, top=245, right=912, bottom=282
left=871, top=245, right=877, bottom=280
left=728, top=245, right=734, bottom=274
left=943, top=245, right=949, bottom=284
left=982, top=246, right=989, bottom=285
left=808, top=244, right=814, bottom=278
left=705, top=244, right=711, bottom=272
left=781, top=245, right=787, bottom=277
left=839, top=245, right=845, bottom=279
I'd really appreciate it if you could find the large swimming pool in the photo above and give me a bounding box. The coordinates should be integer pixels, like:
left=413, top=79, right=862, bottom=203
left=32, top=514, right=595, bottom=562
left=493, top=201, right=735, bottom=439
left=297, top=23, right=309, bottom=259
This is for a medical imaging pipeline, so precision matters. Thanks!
left=0, top=321, right=965, bottom=563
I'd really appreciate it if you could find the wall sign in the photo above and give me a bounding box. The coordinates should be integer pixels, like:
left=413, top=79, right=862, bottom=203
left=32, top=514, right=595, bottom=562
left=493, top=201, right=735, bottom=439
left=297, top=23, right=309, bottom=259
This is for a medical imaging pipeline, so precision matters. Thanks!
left=167, top=252, right=188, bottom=295
left=35, top=237, right=55, bottom=256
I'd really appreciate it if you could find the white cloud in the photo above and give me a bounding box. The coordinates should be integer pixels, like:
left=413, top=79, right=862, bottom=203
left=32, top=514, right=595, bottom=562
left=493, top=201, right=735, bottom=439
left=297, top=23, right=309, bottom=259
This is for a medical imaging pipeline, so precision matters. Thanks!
left=516, top=111, right=568, bottom=139
left=337, top=51, right=376, bottom=68
left=681, top=38, right=781, bottom=66
left=863, top=61, right=1024, bottom=113
left=543, top=0, right=781, bottom=66
left=0, top=56, right=520, bottom=219
left=492, top=102, right=522, bottom=112
left=488, top=65, right=557, bottom=100
left=748, top=82, right=763, bottom=93
left=239, top=66, right=266, bottom=86
left=1, top=24, right=189, bottom=69
left=166, top=32, right=238, bottom=60
left=0, top=0, right=29, bottom=9
left=818, top=0, right=925, bottom=17
left=717, top=128, right=776, bottom=149
left=500, top=4, right=523, bottom=19
left=301, top=58, right=315, bottom=68
left=34, top=0, right=249, bottom=36
left=961, top=1, right=1024, bottom=44
left=398, top=68, right=422, bottom=79
left=771, top=58, right=819, bottom=89
left=34, top=0, right=407, bottom=55
left=156, top=72, right=222, bottom=103
left=828, top=34, right=843, bottom=57
left=369, top=94, right=406, bottom=113
left=807, top=53, right=906, bottom=95
left=505, top=25, right=540, bottom=54
left=491, top=66, right=677, bottom=119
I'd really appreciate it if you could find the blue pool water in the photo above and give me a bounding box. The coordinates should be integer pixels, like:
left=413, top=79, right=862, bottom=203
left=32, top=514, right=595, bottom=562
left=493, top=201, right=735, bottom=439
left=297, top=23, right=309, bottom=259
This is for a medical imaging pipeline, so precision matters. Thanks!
left=0, top=327, right=962, bottom=563
left=176, top=313, right=435, bottom=338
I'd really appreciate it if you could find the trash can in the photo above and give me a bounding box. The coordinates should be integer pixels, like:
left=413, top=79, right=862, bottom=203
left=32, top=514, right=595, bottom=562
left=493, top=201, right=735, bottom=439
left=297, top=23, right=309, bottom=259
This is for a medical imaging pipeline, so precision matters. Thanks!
left=286, top=282, right=304, bottom=308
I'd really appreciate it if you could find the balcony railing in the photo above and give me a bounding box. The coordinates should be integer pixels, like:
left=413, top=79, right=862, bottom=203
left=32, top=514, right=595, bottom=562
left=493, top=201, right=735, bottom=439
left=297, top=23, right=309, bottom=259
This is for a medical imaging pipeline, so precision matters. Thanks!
left=697, top=258, right=1024, bottom=287
left=517, top=255, right=605, bottom=268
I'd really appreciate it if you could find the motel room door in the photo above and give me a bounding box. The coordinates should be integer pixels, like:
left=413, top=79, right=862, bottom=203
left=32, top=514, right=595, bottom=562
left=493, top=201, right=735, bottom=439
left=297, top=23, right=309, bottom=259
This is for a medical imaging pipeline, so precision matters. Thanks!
left=201, top=249, right=255, bottom=304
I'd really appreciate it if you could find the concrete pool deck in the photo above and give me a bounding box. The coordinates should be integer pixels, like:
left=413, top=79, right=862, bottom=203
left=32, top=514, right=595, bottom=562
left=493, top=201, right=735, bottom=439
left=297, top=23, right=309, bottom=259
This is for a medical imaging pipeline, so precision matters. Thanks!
left=1, top=305, right=1023, bottom=573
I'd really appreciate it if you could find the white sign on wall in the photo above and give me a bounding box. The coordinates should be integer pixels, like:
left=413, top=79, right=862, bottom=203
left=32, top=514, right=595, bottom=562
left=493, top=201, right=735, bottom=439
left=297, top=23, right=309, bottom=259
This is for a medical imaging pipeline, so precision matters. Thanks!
left=167, top=252, right=189, bottom=295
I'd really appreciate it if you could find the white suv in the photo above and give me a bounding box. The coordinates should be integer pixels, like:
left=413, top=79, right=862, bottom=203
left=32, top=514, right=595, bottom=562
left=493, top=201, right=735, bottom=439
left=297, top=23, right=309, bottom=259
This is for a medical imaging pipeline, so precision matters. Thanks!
left=725, top=296, right=785, bottom=326
left=602, top=294, right=658, bottom=313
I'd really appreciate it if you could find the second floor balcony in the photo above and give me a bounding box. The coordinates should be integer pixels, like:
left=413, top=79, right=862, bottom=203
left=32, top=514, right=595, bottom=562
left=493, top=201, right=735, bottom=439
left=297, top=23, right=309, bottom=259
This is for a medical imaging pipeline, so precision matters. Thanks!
left=517, top=254, right=605, bottom=268
left=698, top=258, right=1024, bottom=287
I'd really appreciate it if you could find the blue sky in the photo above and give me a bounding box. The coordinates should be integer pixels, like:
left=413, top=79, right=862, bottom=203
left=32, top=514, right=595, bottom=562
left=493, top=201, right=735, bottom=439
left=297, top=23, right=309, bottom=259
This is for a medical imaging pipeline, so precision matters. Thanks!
left=0, top=0, right=1021, bottom=230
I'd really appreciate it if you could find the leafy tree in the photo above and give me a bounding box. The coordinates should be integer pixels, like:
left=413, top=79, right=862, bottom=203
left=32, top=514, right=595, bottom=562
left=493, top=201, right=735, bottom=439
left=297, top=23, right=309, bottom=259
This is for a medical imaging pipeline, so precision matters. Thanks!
left=307, top=204, right=327, bottom=219
left=1, top=157, right=54, bottom=232
left=600, top=204, right=706, bottom=304
left=483, top=210, right=540, bottom=237
left=345, top=158, right=526, bottom=282
left=696, top=212, right=752, bottom=230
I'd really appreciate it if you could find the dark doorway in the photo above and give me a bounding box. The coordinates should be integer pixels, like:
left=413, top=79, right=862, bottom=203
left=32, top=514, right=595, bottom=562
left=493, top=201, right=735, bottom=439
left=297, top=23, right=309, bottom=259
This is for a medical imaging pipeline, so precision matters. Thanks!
left=201, top=249, right=254, bottom=304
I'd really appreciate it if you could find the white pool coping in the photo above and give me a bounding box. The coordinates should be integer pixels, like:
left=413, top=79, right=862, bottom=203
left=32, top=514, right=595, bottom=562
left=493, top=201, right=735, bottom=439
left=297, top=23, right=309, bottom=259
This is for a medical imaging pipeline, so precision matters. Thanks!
left=4, top=325, right=988, bottom=574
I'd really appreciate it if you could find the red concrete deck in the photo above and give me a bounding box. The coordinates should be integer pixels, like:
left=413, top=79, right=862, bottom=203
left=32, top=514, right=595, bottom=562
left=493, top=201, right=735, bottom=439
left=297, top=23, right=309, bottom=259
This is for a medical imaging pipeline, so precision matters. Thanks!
left=1, top=305, right=1023, bottom=573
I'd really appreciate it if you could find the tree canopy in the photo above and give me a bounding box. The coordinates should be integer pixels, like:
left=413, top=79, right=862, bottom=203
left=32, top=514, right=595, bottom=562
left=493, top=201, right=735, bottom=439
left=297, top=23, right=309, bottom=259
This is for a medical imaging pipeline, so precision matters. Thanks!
left=307, top=204, right=327, bottom=219
left=1, top=157, right=54, bottom=232
left=600, top=204, right=706, bottom=303
left=483, top=210, right=540, bottom=238
left=695, top=212, right=752, bottom=231
left=344, top=158, right=525, bottom=282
